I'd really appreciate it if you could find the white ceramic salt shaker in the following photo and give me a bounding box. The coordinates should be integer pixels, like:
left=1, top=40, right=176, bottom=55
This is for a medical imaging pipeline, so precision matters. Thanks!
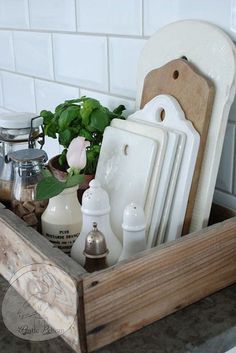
left=119, top=203, right=146, bottom=261
left=71, top=179, right=122, bottom=266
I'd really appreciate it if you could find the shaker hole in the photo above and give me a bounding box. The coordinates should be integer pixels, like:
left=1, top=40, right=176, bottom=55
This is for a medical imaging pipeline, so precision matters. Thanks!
left=173, top=70, right=179, bottom=79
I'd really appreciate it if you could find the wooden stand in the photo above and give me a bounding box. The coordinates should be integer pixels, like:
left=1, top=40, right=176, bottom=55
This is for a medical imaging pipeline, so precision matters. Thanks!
left=0, top=202, right=235, bottom=353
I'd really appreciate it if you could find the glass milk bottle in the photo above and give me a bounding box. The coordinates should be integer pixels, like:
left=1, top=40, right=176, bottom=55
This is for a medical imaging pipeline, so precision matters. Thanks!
left=41, top=186, right=82, bottom=255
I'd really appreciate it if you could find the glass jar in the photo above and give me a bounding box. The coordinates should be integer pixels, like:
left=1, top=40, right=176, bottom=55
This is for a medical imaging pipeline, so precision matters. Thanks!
left=9, top=149, right=48, bottom=232
left=0, top=113, right=44, bottom=207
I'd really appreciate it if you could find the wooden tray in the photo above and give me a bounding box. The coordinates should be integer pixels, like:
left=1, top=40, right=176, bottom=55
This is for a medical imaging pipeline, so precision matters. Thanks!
left=0, top=202, right=235, bottom=353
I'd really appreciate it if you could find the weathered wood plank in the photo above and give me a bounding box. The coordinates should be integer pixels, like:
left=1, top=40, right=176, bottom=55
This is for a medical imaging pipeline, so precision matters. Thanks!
left=83, top=217, right=236, bottom=352
left=0, top=208, right=86, bottom=353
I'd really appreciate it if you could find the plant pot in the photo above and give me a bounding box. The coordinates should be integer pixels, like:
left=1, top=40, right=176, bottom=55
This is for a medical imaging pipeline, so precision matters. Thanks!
left=48, top=154, right=68, bottom=181
left=48, top=155, right=94, bottom=204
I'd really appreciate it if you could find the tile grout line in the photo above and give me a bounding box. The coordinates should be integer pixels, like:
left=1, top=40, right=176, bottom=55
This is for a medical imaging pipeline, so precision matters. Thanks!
left=50, top=33, right=56, bottom=81
left=74, top=0, right=78, bottom=32
left=33, top=78, right=38, bottom=113
left=11, top=32, right=16, bottom=72
left=141, top=0, right=144, bottom=36
left=26, top=0, right=31, bottom=29
left=0, top=27, right=149, bottom=40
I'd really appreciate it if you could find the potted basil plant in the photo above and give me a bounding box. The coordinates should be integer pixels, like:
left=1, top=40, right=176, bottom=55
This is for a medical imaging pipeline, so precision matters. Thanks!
left=37, top=96, right=126, bottom=200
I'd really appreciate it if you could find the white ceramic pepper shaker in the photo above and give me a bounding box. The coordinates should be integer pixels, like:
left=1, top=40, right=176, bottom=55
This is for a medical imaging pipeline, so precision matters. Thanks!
left=71, top=179, right=122, bottom=266
left=119, top=202, right=146, bottom=261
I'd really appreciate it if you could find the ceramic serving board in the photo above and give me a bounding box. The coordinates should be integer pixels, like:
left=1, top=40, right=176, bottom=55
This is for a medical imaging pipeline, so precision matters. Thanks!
left=136, top=20, right=236, bottom=233
left=129, top=97, right=186, bottom=246
left=131, top=95, right=199, bottom=242
left=110, top=119, right=167, bottom=242
left=95, top=126, right=158, bottom=242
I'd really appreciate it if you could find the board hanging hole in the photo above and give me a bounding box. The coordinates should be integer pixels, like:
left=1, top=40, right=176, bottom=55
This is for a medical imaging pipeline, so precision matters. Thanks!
left=173, top=70, right=179, bottom=80
left=181, top=55, right=188, bottom=61
left=160, top=109, right=165, bottom=121
left=123, top=144, right=129, bottom=155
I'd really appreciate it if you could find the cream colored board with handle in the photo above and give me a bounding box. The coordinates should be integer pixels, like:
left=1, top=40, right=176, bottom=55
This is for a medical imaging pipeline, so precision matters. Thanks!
left=136, top=20, right=236, bottom=232
left=111, top=119, right=169, bottom=244
left=95, top=126, right=163, bottom=242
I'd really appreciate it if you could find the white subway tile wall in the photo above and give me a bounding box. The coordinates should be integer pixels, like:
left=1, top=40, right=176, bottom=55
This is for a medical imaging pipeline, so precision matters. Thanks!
left=29, top=0, right=76, bottom=32
left=13, top=31, right=54, bottom=79
left=109, top=37, right=146, bottom=98
left=35, top=79, right=79, bottom=112
left=1, top=72, right=36, bottom=112
left=53, top=33, right=108, bottom=90
left=0, top=0, right=235, bottom=208
left=0, top=31, right=15, bottom=70
left=0, top=0, right=29, bottom=29
left=76, top=0, right=142, bottom=35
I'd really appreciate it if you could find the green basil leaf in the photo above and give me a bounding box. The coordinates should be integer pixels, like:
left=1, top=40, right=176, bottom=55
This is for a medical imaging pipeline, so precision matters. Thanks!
left=65, top=174, right=85, bottom=188
left=36, top=177, right=65, bottom=200
left=45, top=122, right=57, bottom=138
left=55, top=103, right=66, bottom=113
left=113, top=104, right=126, bottom=116
left=42, top=168, right=52, bottom=178
left=59, top=149, right=67, bottom=166
left=58, top=106, right=80, bottom=130
left=65, top=96, right=87, bottom=104
left=40, top=110, right=54, bottom=125
left=88, top=107, right=109, bottom=132
left=80, top=98, right=100, bottom=126
left=59, top=129, right=72, bottom=148
left=79, top=128, right=93, bottom=141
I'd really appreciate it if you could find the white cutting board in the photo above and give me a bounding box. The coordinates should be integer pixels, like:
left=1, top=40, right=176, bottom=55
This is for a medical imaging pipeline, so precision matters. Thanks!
left=95, top=126, right=158, bottom=242
left=129, top=96, right=186, bottom=246
left=132, top=94, right=199, bottom=242
left=111, top=118, right=168, bottom=243
left=136, top=20, right=236, bottom=232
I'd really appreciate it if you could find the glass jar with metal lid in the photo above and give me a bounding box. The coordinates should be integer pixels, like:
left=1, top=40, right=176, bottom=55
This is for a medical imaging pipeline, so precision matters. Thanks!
left=0, top=113, right=44, bottom=206
left=9, top=148, right=48, bottom=232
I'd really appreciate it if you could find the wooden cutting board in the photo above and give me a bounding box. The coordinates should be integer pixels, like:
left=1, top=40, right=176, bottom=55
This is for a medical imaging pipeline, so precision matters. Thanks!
left=140, top=58, right=215, bottom=235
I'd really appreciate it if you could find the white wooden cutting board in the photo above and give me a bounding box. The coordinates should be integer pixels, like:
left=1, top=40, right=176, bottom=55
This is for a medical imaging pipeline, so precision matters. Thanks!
left=130, top=94, right=199, bottom=242
left=136, top=20, right=236, bottom=232
left=129, top=96, right=186, bottom=246
left=95, top=126, right=159, bottom=242
left=111, top=119, right=168, bottom=244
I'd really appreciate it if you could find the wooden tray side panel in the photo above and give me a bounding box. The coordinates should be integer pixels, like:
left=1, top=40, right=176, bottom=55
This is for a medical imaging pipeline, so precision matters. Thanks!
left=84, top=217, right=236, bottom=352
left=141, top=59, right=215, bottom=235
left=0, top=207, right=87, bottom=353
